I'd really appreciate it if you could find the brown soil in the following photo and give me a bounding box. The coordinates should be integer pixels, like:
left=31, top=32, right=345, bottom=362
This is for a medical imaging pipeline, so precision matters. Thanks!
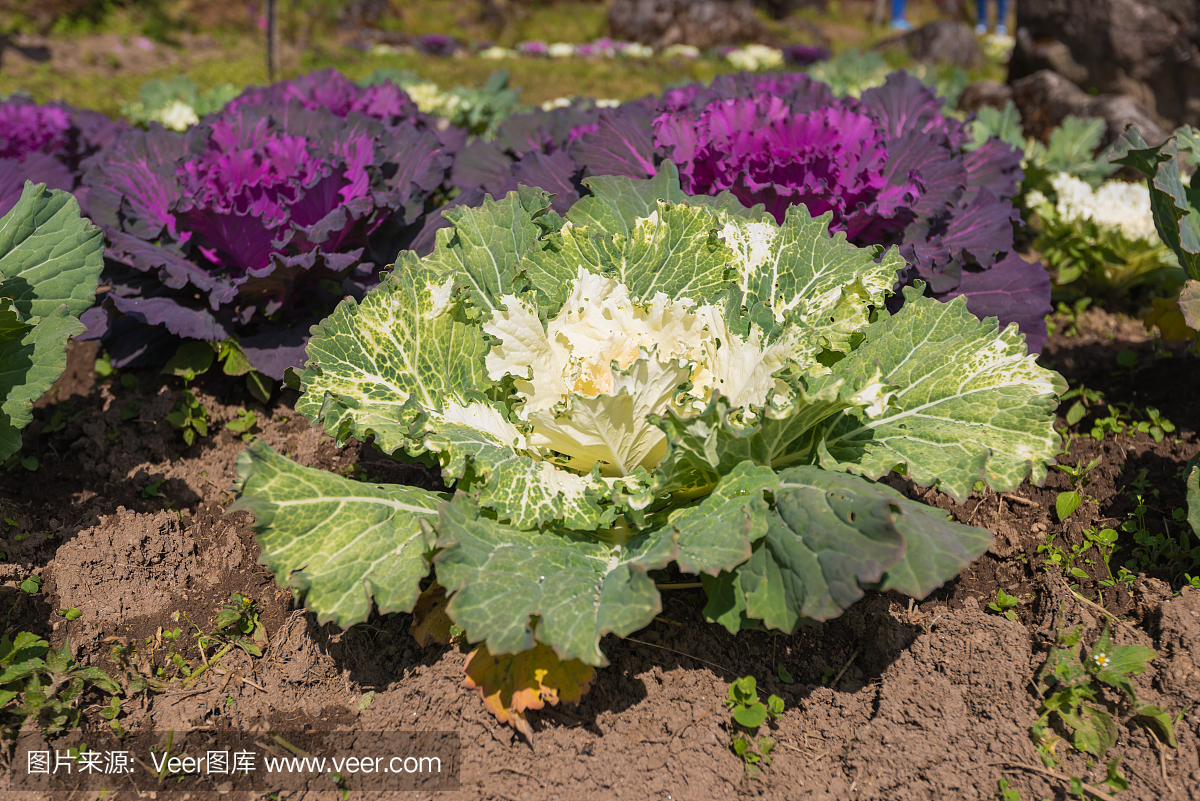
left=2, top=308, right=1200, bottom=800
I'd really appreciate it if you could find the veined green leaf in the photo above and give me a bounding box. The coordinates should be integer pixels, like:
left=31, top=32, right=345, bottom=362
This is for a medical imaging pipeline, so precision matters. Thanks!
left=434, top=496, right=673, bottom=666
left=0, top=303, right=83, bottom=460
left=569, top=162, right=764, bottom=238
left=1112, top=127, right=1200, bottom=281
left=666, top=462, right=775, bottom=575
left=424, top=418, right=614, bottom=531
left=720, top=203, right=903, bottom=349
left=0, top=182, right=104, bottom=320
left=701, top=467, right=991, bottom=633
left=0, top=184, right=102, bottom=461
left=425, top=187, right=553, bottom=312
left=232, top=440, right=443, bottom=628
left=523, top=202, right=733, bottom=311
left=817, top=287, right=1065, bottom=502
left=297, top=260, right=490, bottom=452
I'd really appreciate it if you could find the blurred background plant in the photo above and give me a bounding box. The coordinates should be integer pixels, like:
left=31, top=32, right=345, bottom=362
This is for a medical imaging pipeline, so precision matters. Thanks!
left=967, top=103, right=1183, bottom=312
left=119, top=76, right=240, bottom=130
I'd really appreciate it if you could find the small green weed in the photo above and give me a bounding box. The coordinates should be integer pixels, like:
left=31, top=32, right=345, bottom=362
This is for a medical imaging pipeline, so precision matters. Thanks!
left=725, top=676, right=783, bottom=777
left=225, top=409, right=258, bottom=441
left=987, top=589, right=1021, bottom=621
left=207, top=592, right=267, bottom=658
left=165, top=390, right=209, bottom=446
left=1047, top=298, right=1092, bottom=339
left=1032, top=624, right=1177, bottom=769
left=0, top=632, right=122, bottom=733
left=1053, top=456, right=1101, bottom=522
left=1119, top=469, right=1200, bottom=578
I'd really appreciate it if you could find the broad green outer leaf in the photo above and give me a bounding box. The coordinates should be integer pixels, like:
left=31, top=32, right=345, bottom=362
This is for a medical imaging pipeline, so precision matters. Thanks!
left=569, top=162, right=763, bottom=238
left=1179, top=279, right=1200, bottom=331
left=731, top=468, right=905, bottom=630
left=1188, top=458, right=1200, bottom=537
left=297, top=260, right=490, bottom=452
left=1043, top=117, right=1115, bottom=186
left=232, top=440, right=443, bottom=628
left=522, top=203, right=733, bottom=311
left=720, top=204, right=904, bottom=350
left=701, top=467, right=992, bottom=634
left=867, top=481, right=993, bottom=598
left=0, top=184, right=101, bottom=460
left=666, top=462, right=774, bottom=575
left=425, top=188, right=552, bottom=311
left=1112, top=128, right=1200, bottom=281
left=0, top=183, right=103, bottom=320
left=818, top=288, right=1065, bottom=502
left=425, top=419, right=613, bottom=531
left=0, top=302, right=82, bottom=460
left=434, top=496, right=673, bottom=666
left=965, top=102, right=1025, bottom=152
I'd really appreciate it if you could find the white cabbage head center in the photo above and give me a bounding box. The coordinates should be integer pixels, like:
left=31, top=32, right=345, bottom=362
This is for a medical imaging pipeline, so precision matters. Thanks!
left=482, top=268, right=794, bottom=477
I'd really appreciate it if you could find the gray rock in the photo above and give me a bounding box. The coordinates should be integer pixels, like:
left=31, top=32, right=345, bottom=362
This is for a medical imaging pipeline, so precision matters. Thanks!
left=1010, top=68, right=1169, bottom=147
left=875, top=20, right=985, bottom=70
left=608, top=0, right=776, bottom=49
left=957, top=80, right=1013, bottom=113
left=1008, top=0, right=1200, bottom=129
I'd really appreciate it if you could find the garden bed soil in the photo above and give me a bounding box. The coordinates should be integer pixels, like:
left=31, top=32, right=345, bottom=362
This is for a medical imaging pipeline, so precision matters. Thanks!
left=1, top=310, right=1200, bottom=800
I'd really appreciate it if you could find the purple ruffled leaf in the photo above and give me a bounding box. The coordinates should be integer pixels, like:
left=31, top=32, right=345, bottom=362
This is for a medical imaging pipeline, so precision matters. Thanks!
left=943, top=255, right=1052, bottom=353
left=82, top=70, right=452, bottom=376
left=83, top=124, right=188, bottom=239
left=570, top=107, right=658, bottom=179
left=109, top=294, right=231, bottom=341
left=859, top=73, right=966, bottom=146
left=451, top=139, right=513, bottom=194
left=962, top=137, right=1024, bottom=203
left=878, top=129, right=966, bottom=218
left=239, top=322, right=317, bottom=380
left=0, top=153, right=73, bottom=216
left=503, top=150, right=580, bottom=213
left=103, top=227, right=239, bottom=305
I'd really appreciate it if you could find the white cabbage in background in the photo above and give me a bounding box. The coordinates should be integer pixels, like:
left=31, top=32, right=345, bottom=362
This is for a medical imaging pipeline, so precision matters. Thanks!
left=1049, top=172, right=1159, bottom=242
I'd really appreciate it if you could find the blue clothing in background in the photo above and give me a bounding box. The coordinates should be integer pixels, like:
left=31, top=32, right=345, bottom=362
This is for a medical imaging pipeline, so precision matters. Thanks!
left=976, top=0, right=1010, bottom=33
left=891, top=0, right=910, bottom=30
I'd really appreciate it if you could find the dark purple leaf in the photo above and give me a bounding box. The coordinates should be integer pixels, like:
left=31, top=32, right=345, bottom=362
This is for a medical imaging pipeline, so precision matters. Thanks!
left=570, top=107, right=658, bottom=179
left=109, top=294, right=230, bottom=341
left=82, top=124, right=187, bottom=238
left=502, top=150, right=580, bottom=213
left=962, top=137, right=1023, bottom=203
left=239, top=322, right=316, bottom=379
left=943, top=255, right=1052, bottom=353
left=0, top=153, right=73, bottom=216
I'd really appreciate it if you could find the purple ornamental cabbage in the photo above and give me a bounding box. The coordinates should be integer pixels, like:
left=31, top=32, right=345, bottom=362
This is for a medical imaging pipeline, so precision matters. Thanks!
left=411, top=99, right=615, bottom=252
left=782, top=44, right=831, bottom=66
left=414, top=34, right=459, bottom=57
left=0, top=97, right=125, bottom=216
left=570, top=72, right=1049, bottom=351
left=80, top=100, right=452, bottom=379
left=517, top=41, right=549, bottom=56
left=226, top=69, right=426, bottom=132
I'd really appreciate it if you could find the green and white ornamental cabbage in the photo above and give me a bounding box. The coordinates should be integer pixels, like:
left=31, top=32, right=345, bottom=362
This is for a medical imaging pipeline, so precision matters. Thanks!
left=233, top=171, right=1066, bottom=667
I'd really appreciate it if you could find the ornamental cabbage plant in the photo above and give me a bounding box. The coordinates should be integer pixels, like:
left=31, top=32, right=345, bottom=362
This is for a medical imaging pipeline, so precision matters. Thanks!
left=0, top=182, right=103, bottom=461
left=570, top=71, right=1051, bottom=351
left=80, top=100, right=453, bottom=380
left=233, top=171, right=1065, bottom=728
left=1025, top=173, right=1179, bottom=305
left=0, top=97, right=125, bottom=217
